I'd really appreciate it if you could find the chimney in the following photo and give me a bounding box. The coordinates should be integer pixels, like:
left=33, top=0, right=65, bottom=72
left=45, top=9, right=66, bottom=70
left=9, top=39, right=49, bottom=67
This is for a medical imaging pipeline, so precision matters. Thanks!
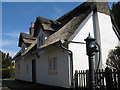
left=29, top=22, right=35, bottom=37
left=95, top=1, right=110, bottom=15
left=87, top=0, right=110, bottom=15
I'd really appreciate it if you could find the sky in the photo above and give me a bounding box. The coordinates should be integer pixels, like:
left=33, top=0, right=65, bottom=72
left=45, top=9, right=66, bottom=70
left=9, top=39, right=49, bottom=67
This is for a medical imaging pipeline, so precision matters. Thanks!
left=2, top=2, right=82, bottom=57
left=1, top=1, right=117, bottom=57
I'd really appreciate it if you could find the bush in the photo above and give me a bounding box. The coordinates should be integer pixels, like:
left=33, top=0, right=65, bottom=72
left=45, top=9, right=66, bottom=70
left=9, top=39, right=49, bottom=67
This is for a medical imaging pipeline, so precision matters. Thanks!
left=2, top=68, right=15, bottom=79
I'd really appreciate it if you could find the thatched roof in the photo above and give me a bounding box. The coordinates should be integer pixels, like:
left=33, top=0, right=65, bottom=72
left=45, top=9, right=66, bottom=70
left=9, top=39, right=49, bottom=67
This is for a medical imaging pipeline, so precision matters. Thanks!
left=22, top=40, right=37, bottom=56
left=12, top=50, right=21, bottom=60
left=18, top=33, right=36, bottom=47
left=110, top=11, right=120, bottom=40
left=13, top=1, right=112, bottom=60
left=39, top=2, right=96, bottom=49
left=33, top=17, right=61, bottom=36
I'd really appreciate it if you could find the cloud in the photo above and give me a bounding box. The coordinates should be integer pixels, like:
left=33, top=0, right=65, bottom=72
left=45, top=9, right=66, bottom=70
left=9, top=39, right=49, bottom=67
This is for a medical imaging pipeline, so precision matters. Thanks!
left=1, top=32, right=20, bottom=38
left=1, top=49, right=18, bottom=57
left=0, top=40, right=17, bottom=47
left=50, top=3, right=65, bottom=19
left=1, top=40, right=19, bottom=57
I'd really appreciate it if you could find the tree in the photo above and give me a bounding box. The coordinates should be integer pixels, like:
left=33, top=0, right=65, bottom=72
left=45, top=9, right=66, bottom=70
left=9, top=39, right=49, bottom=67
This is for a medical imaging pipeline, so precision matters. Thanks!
left=111, top=1, right=120, bottom=32
left=2, top=53, right=13, bottom=68
left=106, top=46, right=120, bottom=71
left=0, top=50, right=15, bottom=78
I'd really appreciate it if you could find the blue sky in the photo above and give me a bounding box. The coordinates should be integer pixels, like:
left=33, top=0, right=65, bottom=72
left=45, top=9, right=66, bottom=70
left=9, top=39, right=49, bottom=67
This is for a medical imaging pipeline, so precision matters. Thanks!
left=2, top=2, right=82, bottom=57
left=1, top=2, right=115, bottom=57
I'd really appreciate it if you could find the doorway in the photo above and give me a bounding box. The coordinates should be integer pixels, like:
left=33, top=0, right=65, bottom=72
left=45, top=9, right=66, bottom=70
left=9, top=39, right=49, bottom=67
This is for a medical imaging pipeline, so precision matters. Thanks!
left=32, top=59, right=36, bottom=83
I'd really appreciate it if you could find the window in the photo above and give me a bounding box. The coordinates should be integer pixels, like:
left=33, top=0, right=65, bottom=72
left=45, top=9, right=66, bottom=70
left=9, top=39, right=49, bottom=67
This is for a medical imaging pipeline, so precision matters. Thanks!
left=38, top=34, right=44, bottom=46
left=26, top=64, right=29, bottom=73
left=17, top=63, right=20, bottom=73
left=38, top=37, right=41, bottom=46
left=41, top=34, right=43, bottom=44
left=21, top=44, right=26, bottom=53
left=48, top=57, right=57, bottom=74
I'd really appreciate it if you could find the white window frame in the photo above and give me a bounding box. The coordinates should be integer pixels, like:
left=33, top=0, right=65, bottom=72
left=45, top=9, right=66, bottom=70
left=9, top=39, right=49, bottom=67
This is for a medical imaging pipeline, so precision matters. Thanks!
left=48, top=57, right=58, bottom=74
left=38, top=34, right=44, bottom=46
left=21, top=43, right=27, bottom=53
left=26, top=64, right=29, bottom=74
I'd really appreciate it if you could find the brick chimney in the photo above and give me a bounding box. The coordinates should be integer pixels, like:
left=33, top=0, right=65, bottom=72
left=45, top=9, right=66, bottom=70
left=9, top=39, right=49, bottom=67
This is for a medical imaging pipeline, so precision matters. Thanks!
left=29, top=22, right=35, bottom=37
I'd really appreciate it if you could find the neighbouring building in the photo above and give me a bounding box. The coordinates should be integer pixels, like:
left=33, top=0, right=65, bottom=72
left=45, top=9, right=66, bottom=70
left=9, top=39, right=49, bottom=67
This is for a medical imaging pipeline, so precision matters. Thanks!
left=13, top=1, right=120, bottom=88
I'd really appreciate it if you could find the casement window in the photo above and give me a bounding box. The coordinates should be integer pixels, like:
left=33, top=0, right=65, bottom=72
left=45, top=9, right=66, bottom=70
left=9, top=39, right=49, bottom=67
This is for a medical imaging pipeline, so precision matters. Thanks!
left=21, top=46, right=25, bottom=53
left=38, top=34, right=44, bottom=46
left=48, top=57, right=57, bottom=74
left=41, top=34, right=44, bottom=44
left=17, top=63, right=20, bottom=73
left=21, top=44, right=27, bottom=53
left=38, top=37, right=41, bottom=46
left=26, top=64, right=29, bottom=73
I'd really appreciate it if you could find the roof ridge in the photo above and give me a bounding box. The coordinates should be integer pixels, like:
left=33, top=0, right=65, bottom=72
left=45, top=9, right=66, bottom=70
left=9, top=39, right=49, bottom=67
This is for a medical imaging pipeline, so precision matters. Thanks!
left=36, top=16, right=61, bottom=24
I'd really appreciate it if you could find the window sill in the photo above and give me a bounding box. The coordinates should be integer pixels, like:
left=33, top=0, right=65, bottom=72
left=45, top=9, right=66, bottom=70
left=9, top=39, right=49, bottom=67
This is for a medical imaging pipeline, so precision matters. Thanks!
left=48, top=71, right=58, bottom=75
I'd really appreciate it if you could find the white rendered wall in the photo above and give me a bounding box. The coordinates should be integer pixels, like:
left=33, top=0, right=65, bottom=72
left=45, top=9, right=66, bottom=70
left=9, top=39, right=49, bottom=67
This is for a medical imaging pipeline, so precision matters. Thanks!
left=69, top=12, right=119, bottom=72
left=15, top=54, right=36, bottom=82
left=36, top=47, right=70, bottom=88
left=97, top=12, right=119, bottom=68
left=69, top=16, right=94, bottom=71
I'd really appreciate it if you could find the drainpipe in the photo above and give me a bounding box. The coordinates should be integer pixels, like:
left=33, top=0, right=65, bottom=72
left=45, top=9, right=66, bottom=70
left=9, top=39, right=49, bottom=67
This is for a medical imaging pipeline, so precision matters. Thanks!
left=60, top=40, right=74, bottom=88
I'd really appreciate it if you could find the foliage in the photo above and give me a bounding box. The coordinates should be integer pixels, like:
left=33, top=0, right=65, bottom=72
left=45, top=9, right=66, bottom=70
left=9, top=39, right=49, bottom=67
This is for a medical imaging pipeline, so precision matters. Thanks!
left=106, top=46, right=120, bottom=71
left=111, top=1, right=120, bottom=31
left=0, top=50, right=15, bottom=78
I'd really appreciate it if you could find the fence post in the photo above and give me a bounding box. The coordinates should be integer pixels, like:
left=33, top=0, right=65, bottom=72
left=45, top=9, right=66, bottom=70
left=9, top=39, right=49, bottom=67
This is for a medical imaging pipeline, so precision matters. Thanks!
left=75, top=70, right=78, bottom=89
left=105, top=67, right=113, bottom=90
left=86, top=70, right=89, bottom=90
left=117, top=69, right=120, bottom=90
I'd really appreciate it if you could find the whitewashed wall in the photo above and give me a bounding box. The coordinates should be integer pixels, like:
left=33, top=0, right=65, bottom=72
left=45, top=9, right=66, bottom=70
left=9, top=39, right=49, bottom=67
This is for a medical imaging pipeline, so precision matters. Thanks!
left=36, top=47, right=70, bottom=88
left=15, top=12, right=119, bottom=89
left=68, top=12, right=119, bottom=72
left=69, top=15, right=94, bottom=71
left=97, top=12, right=119, bottom=68
left=15, top=54, right=36, bottom=82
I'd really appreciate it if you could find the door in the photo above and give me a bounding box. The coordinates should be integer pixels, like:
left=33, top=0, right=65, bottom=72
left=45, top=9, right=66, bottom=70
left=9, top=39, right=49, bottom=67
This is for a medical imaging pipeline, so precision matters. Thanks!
left=32, top=59, right=36, bottom=83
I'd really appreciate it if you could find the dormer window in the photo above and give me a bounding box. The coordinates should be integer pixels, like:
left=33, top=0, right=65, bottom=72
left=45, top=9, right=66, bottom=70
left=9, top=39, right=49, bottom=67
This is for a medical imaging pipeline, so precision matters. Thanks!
left=21, top=43, right=27, bottom=53
left=38, top=34, right=44, bottom=46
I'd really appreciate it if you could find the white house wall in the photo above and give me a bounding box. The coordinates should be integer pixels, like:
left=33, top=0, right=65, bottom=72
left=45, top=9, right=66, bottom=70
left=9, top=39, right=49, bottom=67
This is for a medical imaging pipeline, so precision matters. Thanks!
left=69, top=15, right=94, bottom=71
left=15, top=54, right=36, bottom=82
left=69, top=12, right=119, bottom=71
left=97, top=12, right=119, bottom=68
left=36, top=47, right=70, bottom=88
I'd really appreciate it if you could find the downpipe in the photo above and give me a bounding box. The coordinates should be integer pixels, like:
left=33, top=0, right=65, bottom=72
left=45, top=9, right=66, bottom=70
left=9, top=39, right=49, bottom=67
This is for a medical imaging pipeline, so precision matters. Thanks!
left=60, top=43, right=74, bottom=89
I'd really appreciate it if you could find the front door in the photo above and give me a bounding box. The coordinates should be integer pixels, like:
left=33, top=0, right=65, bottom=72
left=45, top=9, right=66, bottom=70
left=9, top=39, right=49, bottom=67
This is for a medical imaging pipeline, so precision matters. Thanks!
left=32, top=59, right=36, bottom=83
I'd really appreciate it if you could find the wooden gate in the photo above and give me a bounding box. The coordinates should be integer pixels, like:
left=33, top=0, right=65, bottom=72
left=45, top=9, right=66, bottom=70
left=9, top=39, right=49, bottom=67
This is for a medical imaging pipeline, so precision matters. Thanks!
left=75, top=67, right=120, bottom=90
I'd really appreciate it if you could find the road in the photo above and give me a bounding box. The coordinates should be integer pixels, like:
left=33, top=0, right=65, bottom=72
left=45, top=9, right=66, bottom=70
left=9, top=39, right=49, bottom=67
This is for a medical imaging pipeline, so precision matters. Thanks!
left=2, top=80, right=67, bottom=90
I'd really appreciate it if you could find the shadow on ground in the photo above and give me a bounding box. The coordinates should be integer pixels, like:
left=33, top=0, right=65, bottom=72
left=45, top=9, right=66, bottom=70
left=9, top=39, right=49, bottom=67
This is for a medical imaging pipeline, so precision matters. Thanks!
left=2, top=80, right=68, bottom=90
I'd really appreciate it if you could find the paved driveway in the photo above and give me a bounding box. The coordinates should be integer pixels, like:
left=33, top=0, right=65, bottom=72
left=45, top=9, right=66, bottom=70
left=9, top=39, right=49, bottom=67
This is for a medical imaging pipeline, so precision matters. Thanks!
left=2, top=80, right=68, bottom=90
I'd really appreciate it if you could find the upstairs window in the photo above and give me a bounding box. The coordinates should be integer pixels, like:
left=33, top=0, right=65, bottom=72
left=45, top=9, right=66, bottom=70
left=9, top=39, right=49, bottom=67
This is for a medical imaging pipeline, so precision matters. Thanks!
left=21, top=44, right=26, bottom=53
left=38, top=34, right=44, bottom=46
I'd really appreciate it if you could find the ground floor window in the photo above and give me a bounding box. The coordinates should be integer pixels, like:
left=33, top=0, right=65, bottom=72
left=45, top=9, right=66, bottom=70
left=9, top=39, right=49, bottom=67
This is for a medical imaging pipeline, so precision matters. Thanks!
left=26, top=64, right=29, bottom=73
left=48, top=57, right=57, bottom=74
left=17, top=63, right=20, bottom=73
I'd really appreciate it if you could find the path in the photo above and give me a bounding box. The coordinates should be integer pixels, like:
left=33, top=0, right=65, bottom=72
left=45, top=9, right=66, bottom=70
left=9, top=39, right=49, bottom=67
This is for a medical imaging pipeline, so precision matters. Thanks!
left=2, top=80, right=67, bottom=90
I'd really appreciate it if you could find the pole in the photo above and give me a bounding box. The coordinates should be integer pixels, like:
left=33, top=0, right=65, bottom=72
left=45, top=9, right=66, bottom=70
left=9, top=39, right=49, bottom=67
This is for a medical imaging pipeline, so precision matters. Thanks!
left=85, top=33, right=98, bottom=90
left=88, top=55, right=95, bottom=90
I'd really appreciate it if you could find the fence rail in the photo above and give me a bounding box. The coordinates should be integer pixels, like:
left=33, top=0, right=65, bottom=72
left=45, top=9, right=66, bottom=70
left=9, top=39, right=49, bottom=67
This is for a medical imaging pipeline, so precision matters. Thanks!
left=75, top=67, right=120, bottom=90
